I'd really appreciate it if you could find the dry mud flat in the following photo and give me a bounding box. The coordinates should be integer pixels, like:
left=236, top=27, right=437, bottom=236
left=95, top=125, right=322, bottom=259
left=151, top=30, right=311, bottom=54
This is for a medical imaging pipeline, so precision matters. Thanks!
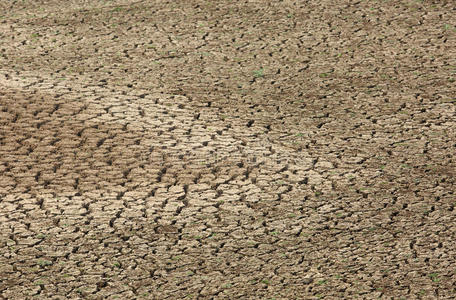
left=0, top=0, right=455, bottom=299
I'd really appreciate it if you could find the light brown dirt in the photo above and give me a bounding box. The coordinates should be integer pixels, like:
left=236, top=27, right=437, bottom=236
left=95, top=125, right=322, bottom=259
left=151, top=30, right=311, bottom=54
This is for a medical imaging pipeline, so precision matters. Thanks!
left=0, top=0, right=455, bottom=299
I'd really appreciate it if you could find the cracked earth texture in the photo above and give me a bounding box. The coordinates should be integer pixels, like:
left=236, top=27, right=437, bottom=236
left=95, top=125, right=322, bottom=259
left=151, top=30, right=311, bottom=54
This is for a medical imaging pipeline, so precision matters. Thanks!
left=0, top=0, right=455, bottom=299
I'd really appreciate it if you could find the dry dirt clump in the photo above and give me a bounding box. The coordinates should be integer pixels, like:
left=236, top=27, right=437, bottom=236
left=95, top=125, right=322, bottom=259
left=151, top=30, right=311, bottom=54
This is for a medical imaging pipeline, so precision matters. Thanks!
left=0, top=0, right=455, bottom=299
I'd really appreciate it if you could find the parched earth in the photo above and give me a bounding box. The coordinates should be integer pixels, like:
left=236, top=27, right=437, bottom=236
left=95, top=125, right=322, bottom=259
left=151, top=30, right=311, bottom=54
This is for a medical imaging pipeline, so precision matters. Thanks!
left=0, top=0, right=455, bottom=299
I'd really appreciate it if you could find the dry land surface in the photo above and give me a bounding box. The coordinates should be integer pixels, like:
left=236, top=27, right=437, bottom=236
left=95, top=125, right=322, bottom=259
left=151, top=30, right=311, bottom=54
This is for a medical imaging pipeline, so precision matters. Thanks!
left=0, top=0, right=455, bottom=299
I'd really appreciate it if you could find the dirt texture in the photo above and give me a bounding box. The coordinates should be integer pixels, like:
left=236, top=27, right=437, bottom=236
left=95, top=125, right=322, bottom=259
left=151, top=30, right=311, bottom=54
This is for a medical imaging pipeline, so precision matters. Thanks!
left=0, top=0, right=455, bottom=299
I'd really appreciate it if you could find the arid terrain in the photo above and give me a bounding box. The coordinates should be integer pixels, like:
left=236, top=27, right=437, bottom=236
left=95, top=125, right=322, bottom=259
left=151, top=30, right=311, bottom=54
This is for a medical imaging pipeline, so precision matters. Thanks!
left=0, top=0, right=455, bottom=299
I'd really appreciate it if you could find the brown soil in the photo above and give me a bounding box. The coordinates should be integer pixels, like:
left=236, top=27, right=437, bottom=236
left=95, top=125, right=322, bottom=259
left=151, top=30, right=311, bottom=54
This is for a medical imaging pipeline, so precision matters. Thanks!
left=0, top=0, right=455, bottom=299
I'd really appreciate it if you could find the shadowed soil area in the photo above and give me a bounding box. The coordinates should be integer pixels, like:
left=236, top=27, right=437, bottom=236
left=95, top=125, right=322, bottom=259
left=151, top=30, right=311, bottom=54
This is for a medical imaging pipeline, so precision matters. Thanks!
left=0, top=0, right=455, bottom=299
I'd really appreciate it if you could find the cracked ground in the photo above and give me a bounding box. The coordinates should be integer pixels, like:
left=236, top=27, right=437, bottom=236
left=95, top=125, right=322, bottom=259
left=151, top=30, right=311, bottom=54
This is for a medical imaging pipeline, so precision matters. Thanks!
left=0, top=0, right=455, bottom=299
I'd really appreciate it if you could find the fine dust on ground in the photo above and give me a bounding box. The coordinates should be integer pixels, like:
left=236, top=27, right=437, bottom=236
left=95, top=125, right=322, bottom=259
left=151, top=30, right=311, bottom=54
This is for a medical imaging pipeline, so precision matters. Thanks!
left=0, top=0, right=455, bottom=299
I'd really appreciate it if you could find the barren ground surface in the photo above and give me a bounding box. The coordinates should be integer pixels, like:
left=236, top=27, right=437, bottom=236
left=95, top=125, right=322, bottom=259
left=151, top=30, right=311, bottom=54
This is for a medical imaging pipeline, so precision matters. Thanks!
left=0, top=0, right=455, bottom=299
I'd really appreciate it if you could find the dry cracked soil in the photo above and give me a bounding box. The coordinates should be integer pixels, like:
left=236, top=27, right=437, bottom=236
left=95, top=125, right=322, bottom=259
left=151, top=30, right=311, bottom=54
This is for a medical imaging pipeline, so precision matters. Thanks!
left=0, top=0, right=455, bottom=299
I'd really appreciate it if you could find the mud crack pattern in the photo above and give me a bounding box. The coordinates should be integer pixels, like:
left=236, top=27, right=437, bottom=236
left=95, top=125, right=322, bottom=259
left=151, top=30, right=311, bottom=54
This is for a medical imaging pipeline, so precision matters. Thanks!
left=0, top=0, right=455, bottom=299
